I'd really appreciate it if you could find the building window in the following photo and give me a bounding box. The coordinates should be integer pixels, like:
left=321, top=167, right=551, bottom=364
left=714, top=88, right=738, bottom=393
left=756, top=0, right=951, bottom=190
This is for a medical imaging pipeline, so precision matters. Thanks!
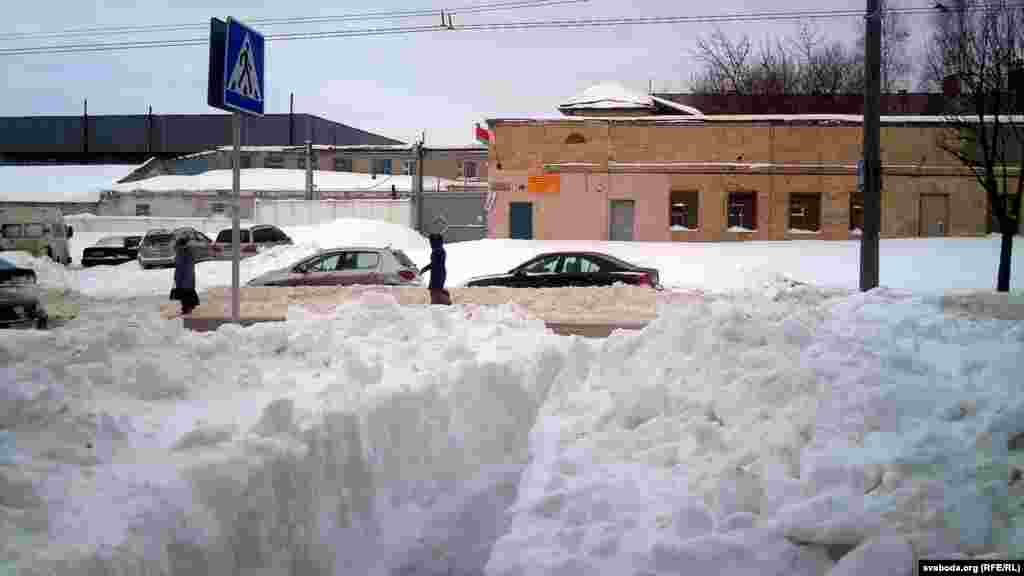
left=372, top=158, right=393, bottom=175
left=463, top=161, right=478, bottom=179
left=135, top=204, right=151, bottom=216
left=211, top=202, right=226, bottom=215
left=240, top=156, right=252, bottom=169
left=565, top=133, right=586, bottom=145
left=789, top=193, right=822, bottom=232
left=669, top=190, right=699, bottom=230
left=402, top=160, right=417, bottom=175
left=265, top=154, right=284, bottom=168
left=727, top=192, right=757, bottom=231
left=850, top=192, right=864, bottom=233
left=334, top=157, right=353, bottom=172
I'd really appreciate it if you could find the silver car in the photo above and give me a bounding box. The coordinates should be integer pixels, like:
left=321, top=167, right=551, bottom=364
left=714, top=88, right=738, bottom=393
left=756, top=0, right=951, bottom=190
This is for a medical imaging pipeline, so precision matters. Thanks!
left=247, top=247, right=421, bottom=287
left=138, top=227, right=212, bottom=269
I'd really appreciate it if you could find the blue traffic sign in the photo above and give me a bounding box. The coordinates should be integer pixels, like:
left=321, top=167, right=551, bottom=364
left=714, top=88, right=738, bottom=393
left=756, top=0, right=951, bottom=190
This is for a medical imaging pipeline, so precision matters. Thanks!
left=211, top=17, right=265, bottom=116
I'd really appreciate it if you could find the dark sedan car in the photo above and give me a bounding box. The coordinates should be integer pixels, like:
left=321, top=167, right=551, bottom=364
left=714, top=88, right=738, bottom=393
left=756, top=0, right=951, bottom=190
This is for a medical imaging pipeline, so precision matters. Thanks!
left=81, top=235, right=142, bottom=267
left=464, top=251, right=662, bottom=289
left=0, top=257, right=46, bottom=329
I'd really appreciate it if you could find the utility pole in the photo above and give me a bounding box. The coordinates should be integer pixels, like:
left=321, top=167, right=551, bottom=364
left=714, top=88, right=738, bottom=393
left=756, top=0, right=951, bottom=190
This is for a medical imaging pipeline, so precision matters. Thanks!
left=231, top=112, right=241, bottom=324
left=860, top=0, right=882, bottom=291
left=305, top=140, right=314, bottom=200
left=415, top=134, right=426, bottom=233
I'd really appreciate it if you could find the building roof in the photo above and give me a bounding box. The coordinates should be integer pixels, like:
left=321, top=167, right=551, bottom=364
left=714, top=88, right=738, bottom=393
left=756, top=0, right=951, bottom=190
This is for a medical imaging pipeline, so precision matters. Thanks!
left=558, top=83, right=704, bottom=116
left=106, top=169, right=456, bottom=193
left=653, top=93, right=950, bottom=115
left=487, top=114, right=1024, bottom=126
left=0, top=164, right=137, bottom=202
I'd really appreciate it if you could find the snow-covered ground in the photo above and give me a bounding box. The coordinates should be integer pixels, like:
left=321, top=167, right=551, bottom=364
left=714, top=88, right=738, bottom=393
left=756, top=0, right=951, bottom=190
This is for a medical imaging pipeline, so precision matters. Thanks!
left=19, top=216, right=1024, bottom=299
left=2, top=219, right=1023, bottom=574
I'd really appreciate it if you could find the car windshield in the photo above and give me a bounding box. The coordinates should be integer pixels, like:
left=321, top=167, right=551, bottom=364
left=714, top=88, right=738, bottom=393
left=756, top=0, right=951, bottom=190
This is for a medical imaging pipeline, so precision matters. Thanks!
left=0, top=257, right=15, bottom=270
left=216, top=229, right=250, bottom=243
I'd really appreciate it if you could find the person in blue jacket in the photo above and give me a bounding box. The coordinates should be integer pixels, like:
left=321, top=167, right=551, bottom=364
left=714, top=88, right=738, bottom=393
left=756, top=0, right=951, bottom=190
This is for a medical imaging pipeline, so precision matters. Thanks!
left=171, top=236, right=200, bottom=315
left=420, top=232, right=451, bottom=305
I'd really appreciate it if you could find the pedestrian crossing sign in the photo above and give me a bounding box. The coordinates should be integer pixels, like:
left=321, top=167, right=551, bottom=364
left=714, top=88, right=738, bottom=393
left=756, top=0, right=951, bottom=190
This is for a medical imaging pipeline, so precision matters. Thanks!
left=213, top=17, right=265, bottom=116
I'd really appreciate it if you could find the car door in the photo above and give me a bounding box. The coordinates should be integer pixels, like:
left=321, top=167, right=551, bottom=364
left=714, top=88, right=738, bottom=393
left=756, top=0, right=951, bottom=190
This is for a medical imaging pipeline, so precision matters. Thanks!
left=515, top=254, right=562, bottom=288
left=324, top=251, right=381, bottom=286
left=559, top=254, right=604, bottom=287
left=290, top=253, right=342, bottom=286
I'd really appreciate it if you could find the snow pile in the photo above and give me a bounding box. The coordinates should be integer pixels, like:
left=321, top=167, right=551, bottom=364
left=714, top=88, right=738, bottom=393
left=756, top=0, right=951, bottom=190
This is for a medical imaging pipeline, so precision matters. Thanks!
left=1, top=295, right=569, bottom=574
left=2, top=285, right=1022, bottom=574
left=487, top=287, right=1023, bottom=574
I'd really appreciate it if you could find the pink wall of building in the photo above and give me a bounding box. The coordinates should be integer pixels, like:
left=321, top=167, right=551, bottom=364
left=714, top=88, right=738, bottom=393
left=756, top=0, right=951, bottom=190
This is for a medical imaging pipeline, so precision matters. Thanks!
left=489, top=172, right=674, bottom=241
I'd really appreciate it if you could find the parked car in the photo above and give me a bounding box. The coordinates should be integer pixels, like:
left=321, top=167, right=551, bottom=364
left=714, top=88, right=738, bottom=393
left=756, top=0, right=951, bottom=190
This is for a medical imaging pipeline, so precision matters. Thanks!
left=0, top=257, right=47, bottom=329
left=0, top=206, right=73, bottom=265
left=210, top=224, right=292, bottom=260
left=246, top=247, right=421, bottom=287
left=81, top=235, right=142, bottom=267
left=138, top=227, right=213, bottom=269
left=463, top=251, right=662, bottom=289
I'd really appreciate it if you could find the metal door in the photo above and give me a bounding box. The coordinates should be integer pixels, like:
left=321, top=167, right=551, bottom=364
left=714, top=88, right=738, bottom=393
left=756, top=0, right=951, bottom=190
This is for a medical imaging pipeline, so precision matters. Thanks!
left=420, top=191, right=489, bottom=242
left=509, top=202, right=533, bottom=240
left=609, top=200, right=635, bottom=241
left=919, top=194, right=949, bottom=237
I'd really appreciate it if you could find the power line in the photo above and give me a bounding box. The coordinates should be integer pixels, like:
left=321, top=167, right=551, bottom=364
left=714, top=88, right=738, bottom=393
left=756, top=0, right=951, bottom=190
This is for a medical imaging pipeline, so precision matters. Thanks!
left=1, top=2, right=1020, bottom=57
left=0, top=0, right=589, bottom=41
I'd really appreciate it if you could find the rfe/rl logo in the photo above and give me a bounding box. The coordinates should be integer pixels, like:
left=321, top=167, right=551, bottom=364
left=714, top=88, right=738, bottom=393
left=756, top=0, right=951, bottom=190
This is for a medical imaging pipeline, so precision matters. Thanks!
left=227, top=33, right=262, bottom=101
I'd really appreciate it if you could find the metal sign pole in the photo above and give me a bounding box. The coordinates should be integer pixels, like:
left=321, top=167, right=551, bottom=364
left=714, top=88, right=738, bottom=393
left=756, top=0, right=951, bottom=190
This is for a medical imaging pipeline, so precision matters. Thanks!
left=231, top=112, right=241, bottom=323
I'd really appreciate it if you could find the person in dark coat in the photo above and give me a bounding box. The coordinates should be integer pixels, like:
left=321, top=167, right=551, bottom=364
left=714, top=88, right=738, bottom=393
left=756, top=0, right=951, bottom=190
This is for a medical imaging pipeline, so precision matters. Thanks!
left=420, top=232, right=451, bottom=305
left=172, top=236, right=200, bottom=315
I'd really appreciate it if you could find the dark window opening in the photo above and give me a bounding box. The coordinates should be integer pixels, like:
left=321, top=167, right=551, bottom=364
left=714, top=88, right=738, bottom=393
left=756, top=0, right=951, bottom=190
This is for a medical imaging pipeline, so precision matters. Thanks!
left=334, top=157, right=353, bottom=172
left=670, top=190, right=699, bottom=230
left=135, top=204, right=151, bottom=217
left=565, top=133, right=586, bottom=145
left=727, top=192, right=757, bottom=231
left=789, top=193, right=822, bottom=232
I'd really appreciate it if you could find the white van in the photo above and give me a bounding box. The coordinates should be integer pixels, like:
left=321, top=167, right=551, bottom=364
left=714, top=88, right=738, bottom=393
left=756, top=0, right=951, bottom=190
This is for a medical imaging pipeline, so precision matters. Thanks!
left=0, top=206, right=74, bottom=265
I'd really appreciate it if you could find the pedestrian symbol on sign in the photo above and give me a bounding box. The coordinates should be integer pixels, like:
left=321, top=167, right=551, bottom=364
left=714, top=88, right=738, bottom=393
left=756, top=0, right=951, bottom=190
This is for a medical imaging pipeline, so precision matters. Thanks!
left=227, top=33, right=262, bottom=101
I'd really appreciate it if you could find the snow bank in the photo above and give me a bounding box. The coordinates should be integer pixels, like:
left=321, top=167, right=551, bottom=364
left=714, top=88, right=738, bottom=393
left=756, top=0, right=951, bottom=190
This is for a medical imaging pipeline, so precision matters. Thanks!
left=2, top=285, right=1021, bottom=574
left=488, top=287, right=1024, bottom=574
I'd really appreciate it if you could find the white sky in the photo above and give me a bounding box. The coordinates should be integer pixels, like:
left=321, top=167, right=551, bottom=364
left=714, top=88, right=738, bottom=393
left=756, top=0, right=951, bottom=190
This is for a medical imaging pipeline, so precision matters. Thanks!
left=0, top=0, right=934, bottom=147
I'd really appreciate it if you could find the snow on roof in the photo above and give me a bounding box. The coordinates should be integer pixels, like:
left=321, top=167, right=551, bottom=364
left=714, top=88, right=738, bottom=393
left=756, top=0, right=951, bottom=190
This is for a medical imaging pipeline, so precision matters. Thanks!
left=107, top=169, right=456, bottom=193
left=558, top=82, right=704, bottom=116
left=0, top=164, right=137, bottom=203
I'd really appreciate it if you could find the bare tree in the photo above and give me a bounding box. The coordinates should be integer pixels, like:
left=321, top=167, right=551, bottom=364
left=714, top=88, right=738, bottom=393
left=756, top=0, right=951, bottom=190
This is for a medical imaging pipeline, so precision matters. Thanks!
left=689, top=24, right=864, bottom=95
left=925, top=0, right=1024, bottom=291
left=793, top=23, right=863, bottom=94
left=855, top=0, right=913, bottom=91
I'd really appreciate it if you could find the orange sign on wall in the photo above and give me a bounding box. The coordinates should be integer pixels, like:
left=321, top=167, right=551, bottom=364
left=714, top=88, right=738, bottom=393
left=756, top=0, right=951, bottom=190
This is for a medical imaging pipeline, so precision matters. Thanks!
left=527, top=174, right=560, bottom=193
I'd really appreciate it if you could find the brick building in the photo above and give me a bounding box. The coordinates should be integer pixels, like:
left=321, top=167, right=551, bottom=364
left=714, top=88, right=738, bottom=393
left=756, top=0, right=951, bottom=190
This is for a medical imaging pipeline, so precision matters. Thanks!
left=485, top=83, right=994, bottom=242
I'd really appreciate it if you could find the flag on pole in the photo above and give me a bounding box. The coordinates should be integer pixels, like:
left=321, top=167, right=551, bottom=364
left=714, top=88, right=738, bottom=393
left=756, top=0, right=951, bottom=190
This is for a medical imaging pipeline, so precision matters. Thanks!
left=475, top=123, right=492, bottom=145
